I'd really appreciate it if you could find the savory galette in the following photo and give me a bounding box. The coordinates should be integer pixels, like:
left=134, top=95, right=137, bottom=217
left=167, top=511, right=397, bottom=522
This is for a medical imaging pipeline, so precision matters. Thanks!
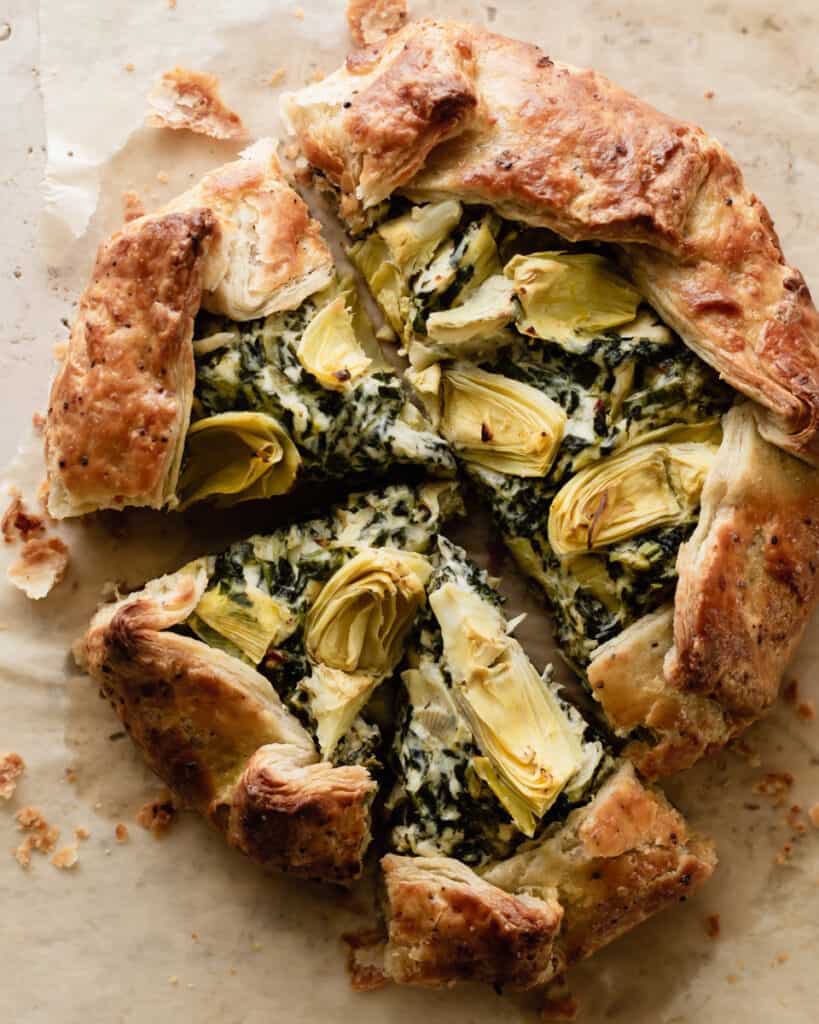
left=44, top=144, right=452, bottom=519
left=81, top=481, right=714, bottom=989
left=283, top=19, right=819, bottom=776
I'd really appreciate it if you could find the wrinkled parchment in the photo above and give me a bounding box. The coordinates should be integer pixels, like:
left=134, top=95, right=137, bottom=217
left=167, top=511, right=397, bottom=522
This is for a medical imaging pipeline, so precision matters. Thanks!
left=1, top=1, right=818, bottom=1021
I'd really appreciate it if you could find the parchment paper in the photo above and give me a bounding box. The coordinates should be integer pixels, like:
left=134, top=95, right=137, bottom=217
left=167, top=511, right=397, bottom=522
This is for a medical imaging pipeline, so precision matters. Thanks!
left=2, top=1, right=819, bottom=1021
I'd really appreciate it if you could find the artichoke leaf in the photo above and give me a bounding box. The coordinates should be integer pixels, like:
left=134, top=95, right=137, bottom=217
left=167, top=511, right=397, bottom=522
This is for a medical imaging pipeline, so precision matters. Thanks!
left=506, top=251, right=641, bottom=351
left=471, top=756, right=538, bottom=837
left=376, top=200, right=463, bottom=276
left=548, top=439, right=719, bottom=556
left=429, top=582, right=585, bottom=833
left=439, top=366, right=566, bottom=477
left=297, top=295, right=372, bottom=390
left=301, top=664, right=378, bottom=758
left=426, top=274, right=517, bottom=350
left=305, top=547, right=432, bottom=676
left=448, top=213, right=502, bottom=305
left=179, top=411, right=301, bottom=509
left=190, top=584, right=296, bottom=665
left=349, top=232, right=407, bottom=334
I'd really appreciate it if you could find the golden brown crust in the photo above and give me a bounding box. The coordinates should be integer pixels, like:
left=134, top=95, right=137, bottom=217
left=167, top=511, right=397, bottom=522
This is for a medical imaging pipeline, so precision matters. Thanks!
left=483, top=764, right=716, bottom=969
left=587, top=405, right=819, bottom=777
left=284, top=19, right=819, bottom=460
left=347, top=0, right=408, bottom=47
left=45, top=148, right=333, bottom=519
left=44, top=209, right=216, bottom=518
left=282, top=21, right=479, bottom=218
left=83, top=567, right=374, bottom=882
left=668, top=404, right=819, bottom=718
left=381, top=854, right=563, bottom=990
left=227, top=745, right=374, bottom=881
left=146, top=67, right=248, bottom=141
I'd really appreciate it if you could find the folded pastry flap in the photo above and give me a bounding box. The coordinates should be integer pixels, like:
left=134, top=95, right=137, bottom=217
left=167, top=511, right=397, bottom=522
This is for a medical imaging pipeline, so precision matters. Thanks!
left=84, top=565, right=316, bottom=811
left=45, top=208, right=215, bottom=518
left=587, top=605, right=732, bottom=778
left=667, top=402, right=819, bottom=720
left=226, top=743, right=376, bottom=882
left=481, top=764, right=716, bottom=967
left=380, top=853, right=563, bottom=990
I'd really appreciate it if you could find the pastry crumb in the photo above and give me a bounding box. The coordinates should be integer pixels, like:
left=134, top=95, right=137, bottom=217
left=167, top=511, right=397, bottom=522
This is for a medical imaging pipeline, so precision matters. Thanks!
left=74, top=826, right=90, bottom=841
left=122, top=189, right=145, bottom=223
left=7, top=536, right=69, bottom=599
left=13, top=806, right=60, bottom=867
left=752, top=772, right=794, bottom=799
left=51, top=845, right=79, bottom=870
left=115, top=823, right=130, bottom=844
left=169, top=975, right=178, bottom=985
left=292, top=7, right=304, bottom=19
left=347, top=0, right=408, bottom=47
left=64, top=766, right=78, bottom=784
left=157, top=170, right=169, bottom=184
left=311, top=68, right=325, bottom=83
left=136, top=790, right=178, bottom=836
left=775, top=843, right=793, bottom=865
left=705, top=913, right=721, bottom=939
left=146, top=67, right=247, bottom=141
left=0, top=752, right=25, bottom=800
left=704, top=89, right=715, bottom=99
left=125, top=62, right=135, bottom=73
left=797, top=700, right=815, bottom=721
left=266, top=68, right=287, bottom=87
left=2, top=491, right=45, bottom=545
left=31, top=411, right=45, bottom=432
left=771, top=952, right=789, bottom=966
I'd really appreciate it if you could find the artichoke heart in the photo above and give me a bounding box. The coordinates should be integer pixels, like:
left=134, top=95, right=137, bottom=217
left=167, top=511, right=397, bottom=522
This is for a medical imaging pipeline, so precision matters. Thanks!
left=439, top=367, right=566, bottom=477
left=426, top=275, right=517, bottom=348
left=548, top=439, right=719, bottom=556
left=301, top=664, right=378, bottom=758
left=179, top=411, right=301, bottom=509
left=190, top=584, right=296, bottom=665
left=505, top=251, right=641, bottom=350
left=305, top=548, right=432, bottom=676
left=376, top=200, right=462, bottom=276
left=429, top=582, right=585, bottom=835
left=297, top=295, right=372, bottom=390
left=349, top=232, right=407, bottom=334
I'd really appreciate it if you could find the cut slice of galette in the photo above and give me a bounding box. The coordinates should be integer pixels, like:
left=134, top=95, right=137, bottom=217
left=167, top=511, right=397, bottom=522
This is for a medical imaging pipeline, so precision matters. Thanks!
left=44, top=143, right=453, bottom=519
left=283, top=22, right=819, bottom=775
left=80, top=479, right=714, bottom=989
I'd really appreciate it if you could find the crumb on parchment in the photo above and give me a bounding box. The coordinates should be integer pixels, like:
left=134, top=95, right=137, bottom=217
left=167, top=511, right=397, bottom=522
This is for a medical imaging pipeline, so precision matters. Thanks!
left=74, top=826, right=90, bottom=841
left=705, top=913, right=721, bottom=939
left=122, top=190, right=145, bottom=223
left=347, top=0, right=408, bottom=47
left=0, top=752, right=25, bottom=800
left=146, top=67, right=248, bottom=141
left=2, top=490, right=45, bottom=544
left=752, top=772, right=794, bottom=800
left=266, top=68, right=286, bottom=87
left=51, top=845, right=79, bottom=870
left=136, top=791, right=178, bottom=836
left=32, top=411, right=45, bottom=432
left=13, top=807, right=60, bottom=869
left=7, top=536, right=69, bottom=600
left=115, top=823, right=130, bottom=844
left=797, top=700, right=815, bottom=721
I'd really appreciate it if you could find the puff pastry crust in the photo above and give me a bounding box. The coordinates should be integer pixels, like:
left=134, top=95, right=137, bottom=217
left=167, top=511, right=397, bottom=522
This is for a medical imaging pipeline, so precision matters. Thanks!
left=82, top=566, right=375, bottom=882
left=588, top=404, right=819, bottom=776
left=282, top=19, right=819, bottom=462
left=382, top=764, right=715, bottom=989
left=45, top=146, right=334, bottom=518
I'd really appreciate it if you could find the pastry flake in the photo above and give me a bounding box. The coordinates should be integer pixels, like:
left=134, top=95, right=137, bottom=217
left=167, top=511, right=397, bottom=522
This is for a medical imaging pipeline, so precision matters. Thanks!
left=146, top=67, right=248, bottom=141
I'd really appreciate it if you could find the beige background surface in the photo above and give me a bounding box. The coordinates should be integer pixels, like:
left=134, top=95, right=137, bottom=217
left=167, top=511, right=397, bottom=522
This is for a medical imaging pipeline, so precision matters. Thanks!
left=1, top=1, right=818, bottom=1021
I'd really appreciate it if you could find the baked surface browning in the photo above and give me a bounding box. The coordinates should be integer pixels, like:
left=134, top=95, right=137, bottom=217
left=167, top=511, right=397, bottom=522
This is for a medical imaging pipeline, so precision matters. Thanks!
left=45, top=149, right=334, bottom=518
left=284, top=19, right=819, bottom=461
left=45, top=209, right=216, bottom=517
left=382, top=765, right=715, bottom=988
left=83, top=567, right=375, bottom=881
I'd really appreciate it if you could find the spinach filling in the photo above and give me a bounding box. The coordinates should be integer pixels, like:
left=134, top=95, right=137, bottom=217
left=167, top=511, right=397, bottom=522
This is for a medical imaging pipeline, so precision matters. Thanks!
left=353, top=199, right=736, bottom=671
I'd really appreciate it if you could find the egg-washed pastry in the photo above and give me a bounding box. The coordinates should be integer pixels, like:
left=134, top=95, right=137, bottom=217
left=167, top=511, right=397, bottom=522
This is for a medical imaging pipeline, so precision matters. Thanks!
left=283, top=21, right=819, bottom=776
left=44, top=142, right=453, bottom=520
left=79, top=479, right=714, bottom=988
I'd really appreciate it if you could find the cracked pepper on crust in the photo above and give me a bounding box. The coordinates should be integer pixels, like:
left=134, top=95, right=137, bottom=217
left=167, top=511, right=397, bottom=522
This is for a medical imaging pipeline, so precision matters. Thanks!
left=282, top=19, right=819, bottom=463
left=82, top=563, right=375, bottom=882
left=382, top=765, right=715, bottom=990
left=45, top=144, right=334, bottom=519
